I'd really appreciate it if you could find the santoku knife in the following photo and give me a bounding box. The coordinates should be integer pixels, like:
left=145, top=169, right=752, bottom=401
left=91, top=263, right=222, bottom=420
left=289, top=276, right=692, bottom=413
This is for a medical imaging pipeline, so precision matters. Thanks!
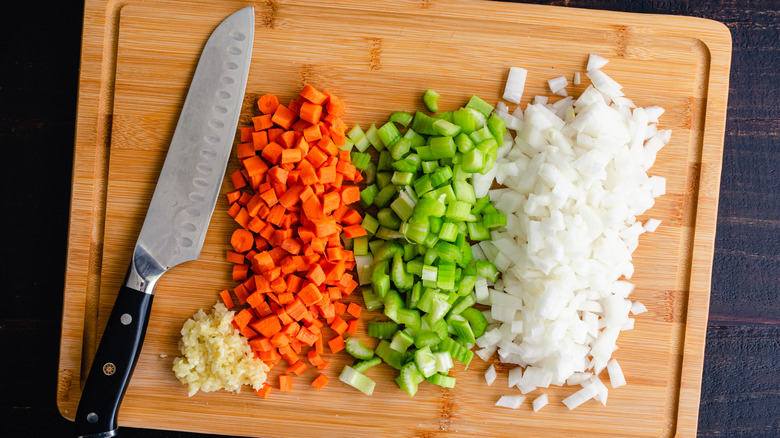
left=74, top=7, right=254, bottom=438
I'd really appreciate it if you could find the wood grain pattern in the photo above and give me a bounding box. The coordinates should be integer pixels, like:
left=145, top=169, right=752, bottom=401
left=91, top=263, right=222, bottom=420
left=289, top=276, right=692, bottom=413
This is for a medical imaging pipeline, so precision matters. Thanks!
left=57, top=0, right=732, bottom=436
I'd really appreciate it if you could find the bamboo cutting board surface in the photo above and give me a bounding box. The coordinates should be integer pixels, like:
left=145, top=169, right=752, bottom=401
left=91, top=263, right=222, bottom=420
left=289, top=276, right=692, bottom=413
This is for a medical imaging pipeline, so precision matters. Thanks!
left=58, top=1, right=731, bottom=436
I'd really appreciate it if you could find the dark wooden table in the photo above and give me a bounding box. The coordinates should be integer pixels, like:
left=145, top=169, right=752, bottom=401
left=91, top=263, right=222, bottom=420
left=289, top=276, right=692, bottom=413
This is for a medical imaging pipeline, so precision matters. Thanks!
left=1, top=1, right=777, bottom=437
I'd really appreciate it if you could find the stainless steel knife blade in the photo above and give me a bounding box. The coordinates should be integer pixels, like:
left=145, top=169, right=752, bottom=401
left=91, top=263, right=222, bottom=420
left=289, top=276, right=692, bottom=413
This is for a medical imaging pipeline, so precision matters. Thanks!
left=74, top=7, right=254, bottom=438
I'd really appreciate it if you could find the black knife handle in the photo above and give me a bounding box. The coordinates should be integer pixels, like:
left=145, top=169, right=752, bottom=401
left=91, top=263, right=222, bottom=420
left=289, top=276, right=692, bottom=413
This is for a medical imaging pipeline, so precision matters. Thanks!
left=74, top=279, right=154, bottom=438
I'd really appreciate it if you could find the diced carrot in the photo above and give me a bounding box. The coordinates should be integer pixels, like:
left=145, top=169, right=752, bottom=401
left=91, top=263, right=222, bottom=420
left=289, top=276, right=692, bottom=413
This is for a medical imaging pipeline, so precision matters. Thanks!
left=299, top=84, right=327, bottom=105
left=278, top=374, right=293, bottom=392
left=330, top=316, right=348, bottom=335
left=311, top=373, right=329, bottom=390
left=272, top=105, right=297, bottom=130
left=345, top=318, right=359, bottom=335
left=347, top=302, right=362, bottom=318
left=219, top=289, right=235, bottom=309
left=327, top=335, right=346, bottom=354
left=286, top=360, right=308, bottom=376
left=257, top=94, right=280, bottom=114
left=254, top=383, right=272, bottom=399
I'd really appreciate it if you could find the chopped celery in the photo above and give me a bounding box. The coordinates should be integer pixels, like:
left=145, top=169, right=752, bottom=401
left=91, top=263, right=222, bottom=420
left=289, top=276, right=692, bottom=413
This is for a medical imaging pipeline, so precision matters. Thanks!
left=432, top=119, right=461, bottom=137
left=426, top=373, right=456, bottom=388
left=396, top=362, right=424, bottom=397
left=377, top=207, right=402, bottom=230
left=378, top=121, right=401, bottom=147
left=361, top=286, right=384, bottom=311
left=391, top=110, right=414, bottom=127
left=368, top=321, right=398, bottom=340
left=390, top=329, right=415, bottom=353
left=361, top=214, right=379, bottom=235
left=423, top=89, right=440, bottom=113
left=352, top=356, right=382, bottom=374
left=465, top=94, right=494, bottom=117
left=340, top=365, right=377, bottom=395
left=376, top=339, right=408, bottom=370
left=460, top=307, right=488, bottom=338
left=345, top=337, right=375, bottom=360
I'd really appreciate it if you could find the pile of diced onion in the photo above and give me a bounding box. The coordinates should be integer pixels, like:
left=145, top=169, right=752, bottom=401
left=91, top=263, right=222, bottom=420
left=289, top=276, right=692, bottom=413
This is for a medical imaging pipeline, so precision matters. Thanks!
left=472, top=54, right=670, bottom=410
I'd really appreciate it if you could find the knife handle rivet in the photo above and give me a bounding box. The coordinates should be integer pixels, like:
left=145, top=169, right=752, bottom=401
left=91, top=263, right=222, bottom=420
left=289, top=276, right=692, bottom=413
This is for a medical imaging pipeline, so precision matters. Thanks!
left=87, top=412, right=99, bottom=424
left=120, top=313, right=133, bottom=325
left=102, top=362, right=117, bottom=376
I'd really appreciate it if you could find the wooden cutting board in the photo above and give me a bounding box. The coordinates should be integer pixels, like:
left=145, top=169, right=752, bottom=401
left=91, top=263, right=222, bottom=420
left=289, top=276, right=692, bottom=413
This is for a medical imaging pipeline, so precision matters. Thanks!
left=58, top=1, right=731, bottom=436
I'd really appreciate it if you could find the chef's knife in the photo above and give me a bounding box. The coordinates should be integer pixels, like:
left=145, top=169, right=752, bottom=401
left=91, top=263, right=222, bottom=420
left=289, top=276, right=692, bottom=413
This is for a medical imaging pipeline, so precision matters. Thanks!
left=74, top=7, right=254, bottom=438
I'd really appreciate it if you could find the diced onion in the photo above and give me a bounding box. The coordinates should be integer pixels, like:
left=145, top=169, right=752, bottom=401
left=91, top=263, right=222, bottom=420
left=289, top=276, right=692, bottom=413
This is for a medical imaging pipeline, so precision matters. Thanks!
left=532, top=393, right=549, bottom=412
left=495, top=394, right=526, bottom=409
left=482, top=53, right=670, bottom=410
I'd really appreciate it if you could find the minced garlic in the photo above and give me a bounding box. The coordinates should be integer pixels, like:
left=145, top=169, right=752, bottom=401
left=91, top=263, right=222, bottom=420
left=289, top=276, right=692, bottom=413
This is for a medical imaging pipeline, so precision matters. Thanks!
left=173, top=302, right=269, bottom=396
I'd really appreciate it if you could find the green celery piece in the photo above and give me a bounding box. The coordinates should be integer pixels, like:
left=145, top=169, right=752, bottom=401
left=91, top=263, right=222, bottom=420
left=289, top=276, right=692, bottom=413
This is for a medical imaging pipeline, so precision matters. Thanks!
left=378, top=121, right=402, bottom=147
left=467, top=221, right=491, bottom=241
left=449, top=293, right=476, bottom=316
left=377, top=207, right=402, bottom=230
left=360, top=184, right=378, bottom=207
left=476, top=259, right=500, bottom=282
left=429, top=293, right=453, bottom=321
left=368, top=320, right=399, bottom=340
left=391, top=171, right=414, bottom=186
left=373, top=184, right=397, bottom=208
left=403, top=216, right=430, bottom=244
left=411, top=111, right=438, bottom=135
left=454, top=132, right=475, bottom=153
left=383, top=289, right=404, bottom=322
left=438, top=221, right=459, bottom=242
left=471, top=196, right=491, bottom=214
left=377, top=150, right=393, bottom=170
left=470, top=125, right=494, bottom=145
left=428, top=216, right=443, bottom=234
left=376, top=339, right=408, bottom=370
left=352, top=356, right=382, bottom=374
left=345, top=337, right=376, bottom=360
left=347, top=124, right=365, bottom=142
left=483, top=212, right=507, bottom=228
left=351, top=151, right=371, bottom=170
left=448, top=315, right=476, bottom=344
left=433, top=118, right=461, bottom=137
left=397, top=307, right=422, bottom=329
left=413, top=330, right=442, bottom=349
left=404, top=127, right=427, bottom=147
left=437, top=336, right=473, bottom=367
left=407, top=280, right=422, bottom=308
left=451, top=107, right=479, bottom=134
left=403, top=243, right=417, bottom=261
left=392, top=154, right=420, bottom=173
left=461, top=147, right=484, bottom=173
left=430, top=165, right=453, bottom=187
left=416, top=287, right=437, bottom=313
left=427, top=373, right=456, bottom=388
left=453, top=180, right=477, bottom=204
left=391, top=110, right=414, bottom=127
left=371, top=259, right=391, bottom=298
left=445, top=200, right=472, bottom=222
left=456, top=233, right=473, bottom=267
left=487, top=113, right=507, bottom=145
left=389, top=136, right=412, bottom=160
left=436, top=262, right=456, bottom=291
left=373, top=240, right=404, bottom=262
left=434, top=110, right=453, bottom=122
left=466, top=94, right=494, bottom=117
left=390, top=329, right=415, bottom=353
left=376, top=171, right=392, bottom=189
left=407, top=259, right=424, bottom=277
left=434, top=241, right=461, bottom=264
left=413, top=174, right=434, bottom=196
left=365, top=123, right=384, bottom=150
left=353, top=236, right=369, bottom=256
left=361, top=213, right=379, bottom=235
left=361, top=286, right=384, bottom=311
left=392, top=253, right=415, bottom=290
left=423, top=89, right=441, bottom=113
left=339, top=138, right=355, bottom=151
left=424, top=313, right=450, bottom=341
left=429, top=136, right=457, bottom=159
left=339, top=365, right=376, bottom=395
left=414, top=346, right=437, bottom=378
left=413, top=197, right=446, bottom=221
left=364, top=161, right=377, bottom=185
left=396, top=362, right=424, bottom=397
left=421, top=160, right=438, bottom=174
left=460, top=307, right=488, bottom=338
left=456, top=274, right=477, bottom=297
left=415, top=145, right=435, bottom=161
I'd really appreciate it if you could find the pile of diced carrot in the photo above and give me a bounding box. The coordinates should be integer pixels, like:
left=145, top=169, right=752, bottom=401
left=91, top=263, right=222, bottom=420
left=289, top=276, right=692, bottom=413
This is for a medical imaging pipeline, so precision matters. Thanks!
left=219, top=84, right=367, bottom=397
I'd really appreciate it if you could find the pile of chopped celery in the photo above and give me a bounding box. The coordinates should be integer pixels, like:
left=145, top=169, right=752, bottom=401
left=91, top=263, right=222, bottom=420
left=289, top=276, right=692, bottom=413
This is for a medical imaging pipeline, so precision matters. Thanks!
left=338, top=90, right=505, bottom=397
